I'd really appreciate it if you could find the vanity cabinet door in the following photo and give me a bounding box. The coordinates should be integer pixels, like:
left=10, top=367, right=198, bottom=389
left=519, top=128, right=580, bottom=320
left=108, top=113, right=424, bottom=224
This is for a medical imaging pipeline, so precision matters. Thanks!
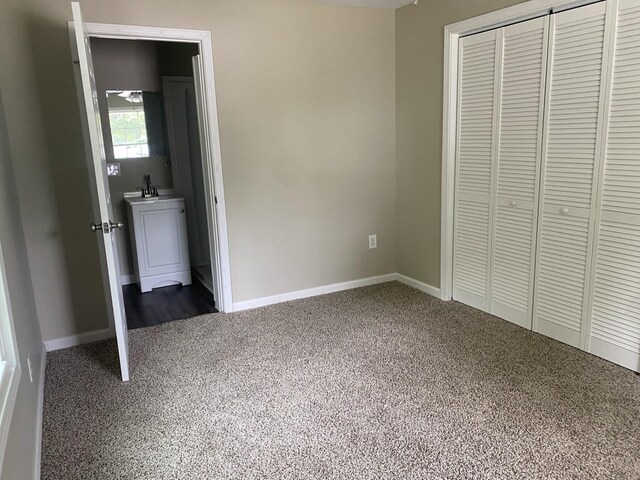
left=129, top=199, right=191, bottom=291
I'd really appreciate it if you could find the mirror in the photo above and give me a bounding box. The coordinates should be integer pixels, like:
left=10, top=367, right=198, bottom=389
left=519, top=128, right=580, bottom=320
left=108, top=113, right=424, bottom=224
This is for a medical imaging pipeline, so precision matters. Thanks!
left=106, top=90, right=169, bottom=159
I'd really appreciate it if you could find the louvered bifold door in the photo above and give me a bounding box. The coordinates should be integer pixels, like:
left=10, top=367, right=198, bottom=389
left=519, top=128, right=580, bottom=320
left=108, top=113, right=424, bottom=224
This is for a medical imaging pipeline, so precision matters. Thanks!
left=587, top=0, right=640, bottom=372
left=491, top=17, right=548, bottom=328
left=533, top=2, right=610, bottom=348
left=453, top=30, right=498, bottom=311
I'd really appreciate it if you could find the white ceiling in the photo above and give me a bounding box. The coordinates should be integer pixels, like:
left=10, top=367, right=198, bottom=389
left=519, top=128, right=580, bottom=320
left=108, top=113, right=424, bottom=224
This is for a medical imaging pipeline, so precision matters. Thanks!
left=313, top=0, right=415, bottom=9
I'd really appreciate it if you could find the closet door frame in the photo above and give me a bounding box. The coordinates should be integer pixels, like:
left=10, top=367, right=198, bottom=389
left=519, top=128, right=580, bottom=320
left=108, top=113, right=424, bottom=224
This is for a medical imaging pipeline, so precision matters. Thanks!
left=441, top=0, right=606, bottom=302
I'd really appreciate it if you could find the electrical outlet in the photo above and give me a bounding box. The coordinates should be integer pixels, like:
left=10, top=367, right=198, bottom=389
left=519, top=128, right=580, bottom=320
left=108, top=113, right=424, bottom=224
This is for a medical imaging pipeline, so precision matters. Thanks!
left=369, top=234, right=377, bottom=249
left=27, top=354, right=34, bottom=383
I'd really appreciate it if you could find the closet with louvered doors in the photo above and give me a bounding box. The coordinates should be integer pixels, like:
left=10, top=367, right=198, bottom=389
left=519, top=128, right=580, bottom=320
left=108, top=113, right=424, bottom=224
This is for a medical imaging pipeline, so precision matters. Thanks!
left=453, top=0, right=640, bottom=372
left=453, top=16, right=548, bottom=328
left=586, top=0, right=640, bottom=372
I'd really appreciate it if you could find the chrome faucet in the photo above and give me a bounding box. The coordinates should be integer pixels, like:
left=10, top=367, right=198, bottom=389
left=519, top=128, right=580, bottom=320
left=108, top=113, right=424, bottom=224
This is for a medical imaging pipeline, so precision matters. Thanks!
left=141, top=174, right=158, bottom=197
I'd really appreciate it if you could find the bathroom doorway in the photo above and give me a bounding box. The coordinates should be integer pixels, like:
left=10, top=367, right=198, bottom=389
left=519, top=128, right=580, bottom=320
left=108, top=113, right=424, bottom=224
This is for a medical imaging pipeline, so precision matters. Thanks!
left=70, top=4, right=232, bottom=380
left=90, top=37, right=219, bottom=329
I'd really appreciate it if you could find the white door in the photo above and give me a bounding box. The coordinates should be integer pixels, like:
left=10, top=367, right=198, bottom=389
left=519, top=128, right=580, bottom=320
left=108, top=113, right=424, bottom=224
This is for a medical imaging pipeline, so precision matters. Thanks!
left=453, top=29, right=499, bottom=312
left=453, top=17, right=548, bottom=328
left=192, top=55, right=224, bottom=311
left=586, top=0, right=640, bottom=372
left=163, top=77, right=211, bottom=271
left=491, top=17, right=548, bottom=328
left=532, top=2, right=609, bottom=348
left=70, top=2, right=130, bottom=381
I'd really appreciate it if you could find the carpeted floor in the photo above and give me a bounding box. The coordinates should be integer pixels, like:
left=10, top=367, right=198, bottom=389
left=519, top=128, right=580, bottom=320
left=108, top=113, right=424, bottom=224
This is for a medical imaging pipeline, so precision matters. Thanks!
left=42, top=282, right=640, bottom=479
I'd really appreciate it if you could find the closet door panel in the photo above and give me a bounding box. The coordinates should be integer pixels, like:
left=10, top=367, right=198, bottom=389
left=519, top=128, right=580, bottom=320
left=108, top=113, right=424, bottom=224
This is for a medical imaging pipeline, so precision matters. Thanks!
left=589, top=0, right=640, bottom=372
left=453, top=30, right=498, bottom=311
left=533, top=3, right=608, bottom=347
left=492, top=18, right=547, bottom=328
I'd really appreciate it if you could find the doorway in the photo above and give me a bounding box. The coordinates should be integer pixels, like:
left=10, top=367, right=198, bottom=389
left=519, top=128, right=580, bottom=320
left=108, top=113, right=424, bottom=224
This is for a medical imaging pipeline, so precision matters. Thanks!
left=90, top=37, right=217, bottom=329
left=70, top=3, right=232, bottom=380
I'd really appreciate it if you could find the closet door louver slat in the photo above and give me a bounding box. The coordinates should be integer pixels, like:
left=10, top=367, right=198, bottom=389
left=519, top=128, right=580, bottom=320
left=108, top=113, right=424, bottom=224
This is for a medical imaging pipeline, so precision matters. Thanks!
left=492, top=18, right=548, bottom=327
left=533, top=2, right=608, bottom=348
left=453, top=30, right=498, bottom=311
left=588, top=0, right=640, bottom=372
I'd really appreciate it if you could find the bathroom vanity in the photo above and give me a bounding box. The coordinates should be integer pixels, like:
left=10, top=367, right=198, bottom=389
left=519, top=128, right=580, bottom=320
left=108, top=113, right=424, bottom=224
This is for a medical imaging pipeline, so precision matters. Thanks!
left=126, top=195, right=192, bottom=293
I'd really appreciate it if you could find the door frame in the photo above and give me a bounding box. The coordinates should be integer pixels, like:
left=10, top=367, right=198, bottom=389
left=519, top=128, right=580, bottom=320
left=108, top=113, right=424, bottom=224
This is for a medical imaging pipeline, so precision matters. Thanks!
left=440, top=0, right=604, bottom=301
left=0, top=239, right=21, bottom=472
left=81, top=22, right=234, bottom=312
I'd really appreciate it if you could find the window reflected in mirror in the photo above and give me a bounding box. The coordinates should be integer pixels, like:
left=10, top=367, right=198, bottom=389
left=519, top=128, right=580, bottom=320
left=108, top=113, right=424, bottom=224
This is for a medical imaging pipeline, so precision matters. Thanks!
left=106, top=91, right=149, bottom=159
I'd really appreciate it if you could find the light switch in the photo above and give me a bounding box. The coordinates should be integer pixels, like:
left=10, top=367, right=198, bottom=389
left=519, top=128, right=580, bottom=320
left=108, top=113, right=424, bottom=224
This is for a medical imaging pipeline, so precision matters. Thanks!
left=107, top=163, right=121, bottom=176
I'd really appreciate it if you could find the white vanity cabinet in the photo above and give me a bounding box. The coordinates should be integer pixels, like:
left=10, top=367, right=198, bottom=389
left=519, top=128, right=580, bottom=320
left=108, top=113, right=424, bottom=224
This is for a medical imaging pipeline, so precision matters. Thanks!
left=126, top=196, right=192, bottom=293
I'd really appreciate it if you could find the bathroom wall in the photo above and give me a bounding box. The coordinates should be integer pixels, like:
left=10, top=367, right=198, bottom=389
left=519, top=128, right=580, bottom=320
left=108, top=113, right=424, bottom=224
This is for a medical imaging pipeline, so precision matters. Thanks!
left=91, top=38, right=199, bottom=279
left=157, top=42, right=200, bottom=78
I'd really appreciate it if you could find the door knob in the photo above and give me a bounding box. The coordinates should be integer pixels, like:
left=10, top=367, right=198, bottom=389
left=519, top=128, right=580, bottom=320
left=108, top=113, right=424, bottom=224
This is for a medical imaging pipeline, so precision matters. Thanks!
left=91, top=221, right=123, bottom=234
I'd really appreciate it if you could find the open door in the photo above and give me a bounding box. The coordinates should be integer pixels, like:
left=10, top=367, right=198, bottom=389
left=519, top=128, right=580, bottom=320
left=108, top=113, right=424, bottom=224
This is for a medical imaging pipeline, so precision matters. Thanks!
left=192, top=55, right=224, bottom=311
left=69, top=2, right=130, bottom=381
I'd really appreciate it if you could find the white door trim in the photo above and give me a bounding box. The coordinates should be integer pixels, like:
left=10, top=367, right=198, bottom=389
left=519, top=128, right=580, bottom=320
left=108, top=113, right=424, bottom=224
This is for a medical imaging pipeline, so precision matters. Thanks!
left=440, top=0, right=604, bottom=301
left=82, top=22, right=234, bottom=312
left=0, top=239, right=21, bottom=472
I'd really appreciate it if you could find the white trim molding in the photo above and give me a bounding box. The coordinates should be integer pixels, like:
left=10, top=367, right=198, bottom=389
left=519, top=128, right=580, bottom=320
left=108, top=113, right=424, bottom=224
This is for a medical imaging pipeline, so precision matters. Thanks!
left=120, top=274, right=136, bottom=286
left=233, top=274, right=397, bottom=311
left=83, top=21, right=234, bottom=314
left=0, top=239, right=21, bottom=473
left=45, top=274, right=440, bottom=348
left=44, top=328, right=114, bottom=352
left=440, top=0, right=603, bottom=302
left=33, top=342, right=46, bottom=480
left=394, top=273, right=441, bottom=298
left=233, top=273, right=440, bottom=312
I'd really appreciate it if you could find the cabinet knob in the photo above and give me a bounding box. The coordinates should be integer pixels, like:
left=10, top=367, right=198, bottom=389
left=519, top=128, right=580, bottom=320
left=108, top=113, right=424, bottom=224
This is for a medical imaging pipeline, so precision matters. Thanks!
left=510, top=200, right=518, bottom=207
left=560, top=207, right=570, bottom=215
left=180, top=209, right=185, bottom=213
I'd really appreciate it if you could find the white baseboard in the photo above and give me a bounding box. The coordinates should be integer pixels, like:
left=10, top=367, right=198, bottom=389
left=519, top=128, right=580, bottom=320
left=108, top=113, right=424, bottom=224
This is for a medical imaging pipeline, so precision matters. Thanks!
left=33, top=342, right=46, bottom=480
left=44, top=327, right=114, bottom=352
left=394, top=273, right=441, bottom=298
left=44, top=274, right=440, bottom=349
left=232, top=272, right=442, bottom=312
left=232, top=273, right=397, bottom=312
left=120, top=274, right=136, bottom=286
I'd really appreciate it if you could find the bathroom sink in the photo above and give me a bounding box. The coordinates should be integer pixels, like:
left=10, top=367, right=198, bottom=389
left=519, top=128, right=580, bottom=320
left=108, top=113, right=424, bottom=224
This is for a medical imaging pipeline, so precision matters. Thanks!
left=125, top=194, right=179, bottom=206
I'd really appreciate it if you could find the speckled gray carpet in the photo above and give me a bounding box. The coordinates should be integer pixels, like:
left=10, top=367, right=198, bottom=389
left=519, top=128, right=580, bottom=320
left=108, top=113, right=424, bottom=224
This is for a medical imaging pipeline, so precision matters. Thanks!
left=42, top=282, right=640, bottom=479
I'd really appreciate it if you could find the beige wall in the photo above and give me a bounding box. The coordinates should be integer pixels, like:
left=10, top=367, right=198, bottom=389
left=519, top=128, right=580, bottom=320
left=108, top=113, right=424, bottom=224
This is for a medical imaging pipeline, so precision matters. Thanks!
left=0, top=0, right=396, bottom=342
left=395, top=0, right=525, bottom=288
left=0, top=91, right=45, bottom=480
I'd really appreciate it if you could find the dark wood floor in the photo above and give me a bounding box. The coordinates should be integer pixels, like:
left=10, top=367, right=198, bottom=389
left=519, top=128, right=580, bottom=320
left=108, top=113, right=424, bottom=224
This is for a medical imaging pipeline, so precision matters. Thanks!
left=123, top=278, right=218, bottom=330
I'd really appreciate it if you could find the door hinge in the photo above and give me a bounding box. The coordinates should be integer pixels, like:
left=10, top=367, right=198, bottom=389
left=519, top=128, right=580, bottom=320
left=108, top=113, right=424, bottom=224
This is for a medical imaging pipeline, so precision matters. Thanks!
left=214, top=196, right=218, bottom=205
